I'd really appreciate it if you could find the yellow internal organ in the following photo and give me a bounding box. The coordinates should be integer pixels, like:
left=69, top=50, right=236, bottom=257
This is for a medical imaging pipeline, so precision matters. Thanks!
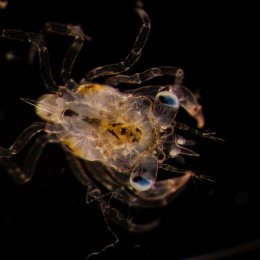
left=103, top=122, right=142, bottom=144
left=63, top=138, right=84, bottom=158
left=62, top=121, right=143, bottom=161
left=76, top=84, right=102, bottom=95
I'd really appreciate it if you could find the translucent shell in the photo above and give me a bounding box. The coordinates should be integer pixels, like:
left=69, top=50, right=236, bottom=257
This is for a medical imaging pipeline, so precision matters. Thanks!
left=34, top=83, right=202, bottom=192
left=0, top=5, right=209, bottom=238
left=36, top=84, right=159, bottom=191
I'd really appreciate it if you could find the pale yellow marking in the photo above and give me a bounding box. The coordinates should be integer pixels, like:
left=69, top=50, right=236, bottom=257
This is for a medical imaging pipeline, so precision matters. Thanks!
left=63, top=138, right=83, bottom=158
left=76, top=84, right=102, bottom=95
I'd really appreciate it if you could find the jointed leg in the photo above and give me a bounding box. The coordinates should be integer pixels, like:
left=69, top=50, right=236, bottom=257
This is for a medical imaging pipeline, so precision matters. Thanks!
left=0, top=30, right=60, bottom=93
left=105, top=66, right=184, bottom=86
left=0, top=122, right=47, bottom=184
left=0, top=133, right=49, bottom=184
left=0, top=122, right=46, bottom=157
left=0, top=157, right=27, bottom=185
left=85, top=8, right=150, bottom=82
left=65, top=151, right=93, bottom=187
left=29, top=23, right=90, bottom=89
left=64, top=153, right=119, bottom=258
left=170, top=85, right=205, bottom=128
left=22, top=134, right=49, bottom=182
left=65, top=152, right=109, bottom=203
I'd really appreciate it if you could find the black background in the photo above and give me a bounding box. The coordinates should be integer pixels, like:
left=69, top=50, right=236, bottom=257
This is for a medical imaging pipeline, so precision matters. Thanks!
left=0, top=1, right=259, bottom=259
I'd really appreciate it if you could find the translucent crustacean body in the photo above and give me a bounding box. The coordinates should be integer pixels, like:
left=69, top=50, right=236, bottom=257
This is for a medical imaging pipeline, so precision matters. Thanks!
left=0, top=3, right=212, bottom=235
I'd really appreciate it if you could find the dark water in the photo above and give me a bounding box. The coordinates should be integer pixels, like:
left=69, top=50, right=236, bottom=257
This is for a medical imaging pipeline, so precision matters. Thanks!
left=0, top=1, right=259, bottom=259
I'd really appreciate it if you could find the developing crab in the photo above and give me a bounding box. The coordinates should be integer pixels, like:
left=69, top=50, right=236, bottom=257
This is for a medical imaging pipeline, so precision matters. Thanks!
left=0, top=4, right=214, bottom=236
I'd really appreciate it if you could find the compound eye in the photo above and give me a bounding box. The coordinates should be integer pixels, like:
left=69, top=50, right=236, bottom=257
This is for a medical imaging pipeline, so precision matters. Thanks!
left=156, top=91, right=180, bottom=108
left=131, top=176, right=154, bottom=191
left=153, top=91, right=180, bottom=127
left=129, top=157, right=158, bottom=192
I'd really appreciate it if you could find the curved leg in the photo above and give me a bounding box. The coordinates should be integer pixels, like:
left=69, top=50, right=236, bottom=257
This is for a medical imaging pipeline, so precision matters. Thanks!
left=22, top=134, right=49, bottom=182
left=0, top=122, right=46, bottom=157
left=171, top=85, right=204, bottom=128
left=64, top=152, right=119, bottom=259
left=81, top=161, right=165, bottom=232
left=0, top=134, right=49, bottom=184
left=1, top=30, right=59, bottom=92
left=84, top=8, right=150, bottom=82
left=65, top=151, right=93, bottom=187
left=0, top=157, right=26, bottom=185
left=105, top=66, right=184, bottom=86
left=29, top=23, right=91, bottom=89
left=105, top=204, right=161, bottom=233
left=0, top=30, right=60, bottom=93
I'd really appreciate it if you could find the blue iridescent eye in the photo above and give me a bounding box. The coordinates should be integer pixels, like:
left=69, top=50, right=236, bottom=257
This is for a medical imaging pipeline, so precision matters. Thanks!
left=156, top=91, right=179, bottom=108
left=131, top=176, right=153, bottom=191
left=130, top=157, right=157, bottom=191
left=159, top=95, right=177, bottom=106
